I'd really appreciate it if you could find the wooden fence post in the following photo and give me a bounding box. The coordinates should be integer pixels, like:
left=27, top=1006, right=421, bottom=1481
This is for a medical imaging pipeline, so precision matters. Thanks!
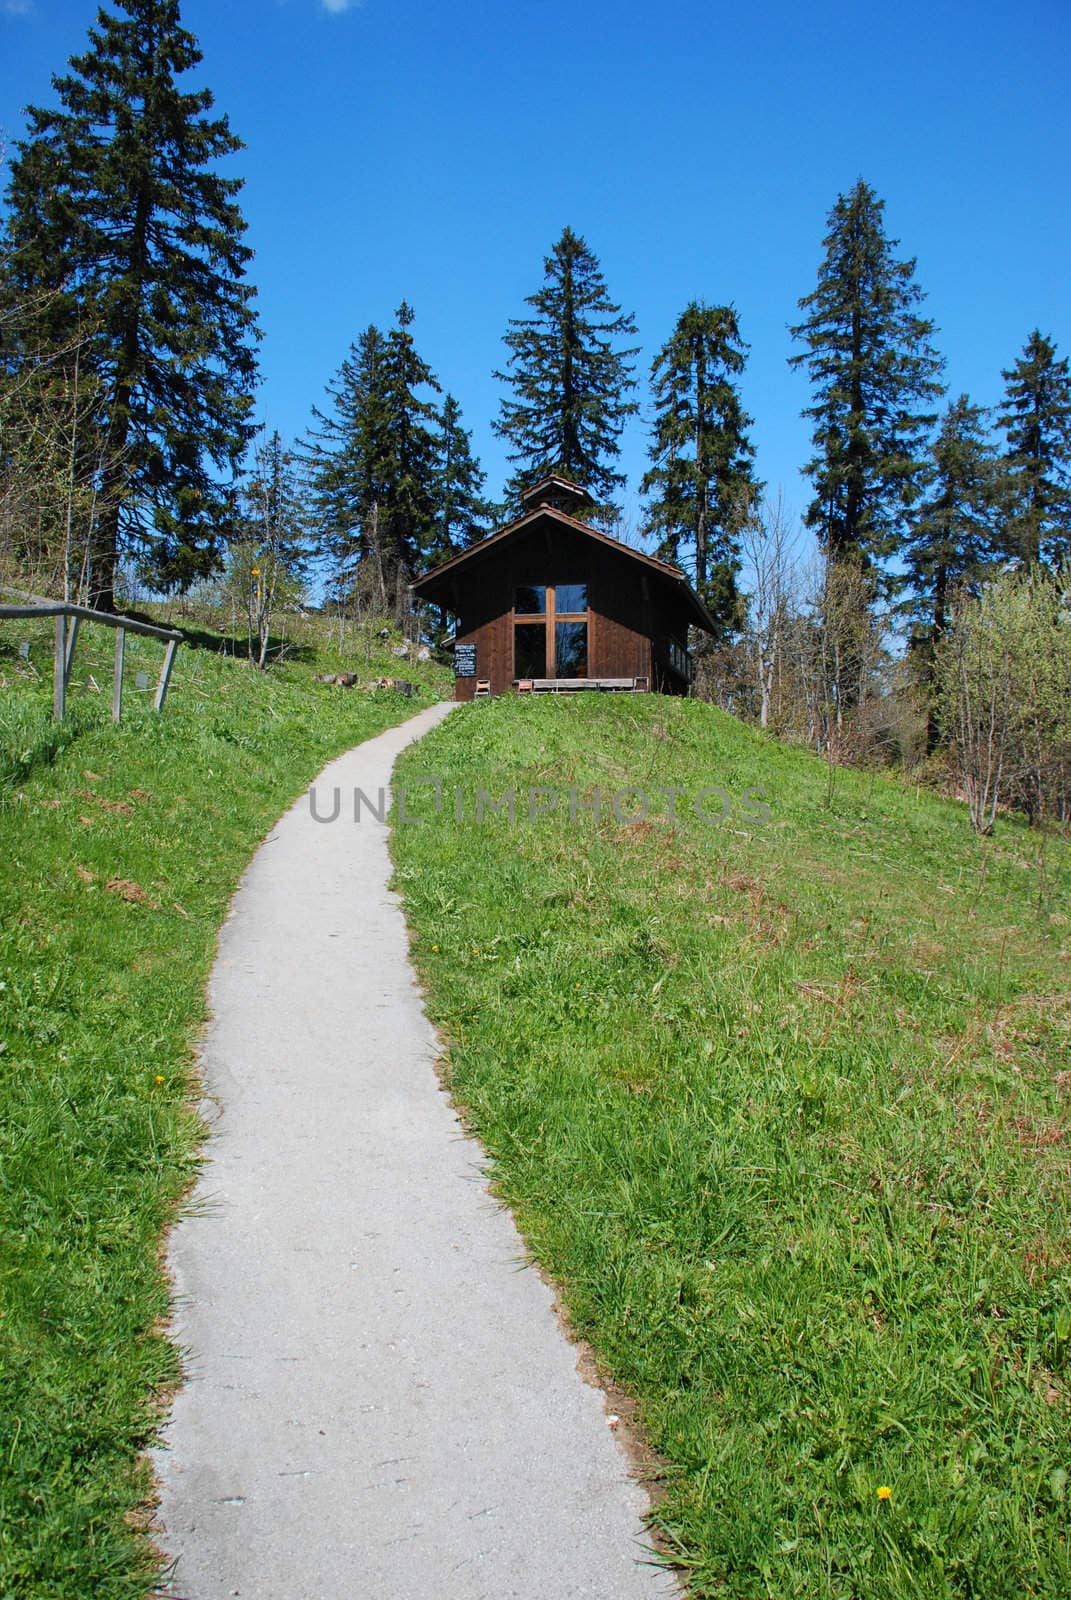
left=53, top=613, right=66, bottom=721
left=64, top=616, right=80, bottom=685
left=113, top=627, right=125, bottom=723
left=154, top=637, right=178, bottom=711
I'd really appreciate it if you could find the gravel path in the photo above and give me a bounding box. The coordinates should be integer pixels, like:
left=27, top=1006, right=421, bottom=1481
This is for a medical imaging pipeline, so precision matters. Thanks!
left=153, top=701, right=674, bottom=1600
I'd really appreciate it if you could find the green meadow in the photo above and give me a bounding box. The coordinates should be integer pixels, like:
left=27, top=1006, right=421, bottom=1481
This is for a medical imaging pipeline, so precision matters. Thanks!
left=393, top=694, right=1071, bottom=1599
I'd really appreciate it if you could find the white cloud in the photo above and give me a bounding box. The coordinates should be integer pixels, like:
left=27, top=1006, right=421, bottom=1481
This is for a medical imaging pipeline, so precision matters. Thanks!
left=321, top=0, right=361, bottom=12
left=1, top=0, right=34, bottom=16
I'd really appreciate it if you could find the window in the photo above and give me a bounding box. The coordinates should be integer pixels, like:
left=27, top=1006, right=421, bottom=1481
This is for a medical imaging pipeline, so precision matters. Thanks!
left=514, top=585, right=546, bottom=615
left=667, top=637, right=692, bottom=679
left=555, top=583, right=587, bottom=613
left=555, top=621, right=588, bottom=678
left=514, top=623, right=546, bottom=678
left=512, top=582, right=589, bottom=681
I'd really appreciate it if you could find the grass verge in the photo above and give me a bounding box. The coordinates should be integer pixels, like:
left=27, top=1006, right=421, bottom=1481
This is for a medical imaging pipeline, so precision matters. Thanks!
left=0, top=617, right=447, bottom=1598
left=392, top=693, right=1071, bottom=1600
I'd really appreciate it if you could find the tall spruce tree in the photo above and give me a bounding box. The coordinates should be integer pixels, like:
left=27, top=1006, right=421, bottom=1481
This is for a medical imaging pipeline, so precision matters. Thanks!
left=302, top=324, right=389, bottom=600
left=641, top=302, right=758, bottom=633
left=303, top=304, right=440, bottom=605
left=431, top=393, right=489, bottom=559
left=789, top=180, right=944, bottom=581
left=903, top=394, right=999, bottom=646
left=2, top=0, right=258, bottom=607
left=996, top=330, right=1071, bottom=568
left=493, top=226, right=638, bottom=511
left=377, top=301, right=440, bottom=573
left=902, top=395, right=999, bottom=747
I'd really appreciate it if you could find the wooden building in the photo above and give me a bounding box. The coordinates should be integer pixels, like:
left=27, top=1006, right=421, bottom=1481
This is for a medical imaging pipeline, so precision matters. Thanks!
left=411, top=475, right=716, bottom=701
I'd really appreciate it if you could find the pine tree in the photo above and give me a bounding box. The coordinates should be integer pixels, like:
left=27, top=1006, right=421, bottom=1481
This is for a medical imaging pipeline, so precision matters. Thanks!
left=303, top=304, right=440, bottom=607
left=377, top=301, right=440, bottom=573
left=302, top=325, right=390, bottom=601
left=2, top=0, right=258, bottom=607
left=493, top=226, right=638, bottom=511
left=903, top=395, right=999, bottom=645
left=789, top=180, right=944, bottom=580
left=431, top=393, right=489, bottom=559
left=996, top=330, right=1071, bottom=568
left=902, top=396, right=1000, bottom=747
left=641, top=302, right=758, bottom=633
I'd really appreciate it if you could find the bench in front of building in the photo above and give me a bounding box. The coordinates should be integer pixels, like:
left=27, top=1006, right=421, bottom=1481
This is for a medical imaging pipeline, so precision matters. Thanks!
left=513, top=677, right=649, bottom=693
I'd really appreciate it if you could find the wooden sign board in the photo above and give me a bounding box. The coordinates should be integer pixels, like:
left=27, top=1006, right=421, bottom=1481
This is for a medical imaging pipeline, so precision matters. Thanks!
left=454, top=643, right=477, bottom=678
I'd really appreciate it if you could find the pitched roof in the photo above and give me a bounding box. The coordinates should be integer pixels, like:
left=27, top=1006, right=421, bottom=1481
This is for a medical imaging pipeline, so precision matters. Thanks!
left=411, top=503, right=718, bottom=633
left=519, top=473, right=595, bottom=513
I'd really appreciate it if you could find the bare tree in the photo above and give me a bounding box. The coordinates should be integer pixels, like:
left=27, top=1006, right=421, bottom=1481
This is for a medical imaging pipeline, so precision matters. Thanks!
left=739, top=491, right=802, bottom=728
left=0, top=272, right=126, bottom=601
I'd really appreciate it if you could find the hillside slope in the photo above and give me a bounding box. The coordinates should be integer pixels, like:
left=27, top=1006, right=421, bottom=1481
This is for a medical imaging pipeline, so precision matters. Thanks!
left=393, top=694, right=1071, bottom=1600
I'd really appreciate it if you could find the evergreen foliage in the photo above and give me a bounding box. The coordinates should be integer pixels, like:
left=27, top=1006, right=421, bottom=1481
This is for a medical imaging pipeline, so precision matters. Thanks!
left=641, top=302, right=758, bottom=634
left=493, top=227, right=638, bottom=512
left=302, top=323, right=389, bottom=598
left=903, top=394, right=1000, bottom=647
left=377, top=301, right=440, bottom=571
left=303, top=304, right=481, bottom=601
left=1, top=0, right=258, bottom=606
left=432, top=393, right=490, bottom=558
left=789, top=180, right=944, bottom=579
left=996, top=329, right=1071, bottom=568
left=901, top=395, right=1000, bottom=748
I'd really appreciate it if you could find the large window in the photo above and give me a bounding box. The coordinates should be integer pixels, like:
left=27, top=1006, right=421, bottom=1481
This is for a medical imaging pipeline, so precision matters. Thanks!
left=514, top=622, right=546, bottom=678
left=513, top=582, right=589, bottom=680
left=555, top=621, right=588, bottom=678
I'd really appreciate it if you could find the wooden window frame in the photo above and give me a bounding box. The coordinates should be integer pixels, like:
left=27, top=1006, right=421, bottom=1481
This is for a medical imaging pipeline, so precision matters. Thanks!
left=513, top=584, right=590, bottom=678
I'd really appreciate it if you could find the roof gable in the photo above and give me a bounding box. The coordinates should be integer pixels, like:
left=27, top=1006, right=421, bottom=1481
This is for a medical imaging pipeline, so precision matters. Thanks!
left=411, top=504, right=717, bottom=633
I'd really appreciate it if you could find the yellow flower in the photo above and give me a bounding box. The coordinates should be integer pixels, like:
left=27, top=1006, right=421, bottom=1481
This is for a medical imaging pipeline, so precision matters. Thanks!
left=154, top=1075, right=165, bottom=1084
left=431, top=944, right=439, bottom=952
left=251, top=567, right=260, bottom=576
left=877, top=1486, right=892, bottom=1501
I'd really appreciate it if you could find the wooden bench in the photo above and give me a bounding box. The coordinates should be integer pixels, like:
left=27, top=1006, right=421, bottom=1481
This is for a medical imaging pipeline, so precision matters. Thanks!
left=514, top=677, right=648, bottom=693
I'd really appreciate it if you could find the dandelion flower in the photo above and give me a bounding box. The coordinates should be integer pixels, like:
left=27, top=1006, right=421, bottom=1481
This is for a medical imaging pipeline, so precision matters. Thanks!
left=154, top=1075, right=165, bottom=1084
left=877, top=1486, right=892, bottom=1501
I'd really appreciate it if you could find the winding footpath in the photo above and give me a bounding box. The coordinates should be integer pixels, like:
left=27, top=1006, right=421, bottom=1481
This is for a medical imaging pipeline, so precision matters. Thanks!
left=154, top=702, right=673, bottom=1600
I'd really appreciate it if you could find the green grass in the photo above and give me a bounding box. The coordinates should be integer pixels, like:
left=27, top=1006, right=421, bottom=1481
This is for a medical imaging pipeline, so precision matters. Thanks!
left=392, top=694, right=1071, bottom=1600
left=0, top=616, right=448, bottom=1598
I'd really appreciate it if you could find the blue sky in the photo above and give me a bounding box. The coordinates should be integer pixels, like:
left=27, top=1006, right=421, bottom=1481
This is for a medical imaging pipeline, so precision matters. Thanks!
left=2, top=0, right=1069, bottom=541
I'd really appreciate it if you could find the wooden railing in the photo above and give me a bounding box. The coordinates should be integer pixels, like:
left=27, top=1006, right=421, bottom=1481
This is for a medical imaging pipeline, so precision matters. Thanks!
left=0, top=588, right=181, bottom=723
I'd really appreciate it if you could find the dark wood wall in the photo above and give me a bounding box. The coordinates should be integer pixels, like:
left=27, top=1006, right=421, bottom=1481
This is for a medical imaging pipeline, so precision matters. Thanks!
left=446, top=516, right=691, bottom=700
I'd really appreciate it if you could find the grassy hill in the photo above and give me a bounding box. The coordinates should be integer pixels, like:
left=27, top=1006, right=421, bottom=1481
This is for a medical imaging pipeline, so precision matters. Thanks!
left=0, top=615, right=448, bottom=1598
left=392, top=694, right=1071, bottom=1600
